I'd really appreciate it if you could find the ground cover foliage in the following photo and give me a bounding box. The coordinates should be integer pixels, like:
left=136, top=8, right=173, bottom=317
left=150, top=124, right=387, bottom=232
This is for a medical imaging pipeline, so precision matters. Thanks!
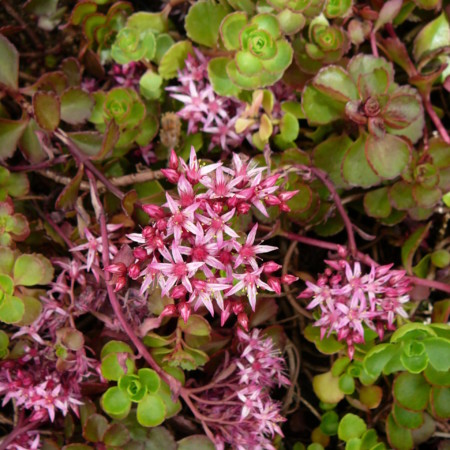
left=0, top=0, right=449, bottom=449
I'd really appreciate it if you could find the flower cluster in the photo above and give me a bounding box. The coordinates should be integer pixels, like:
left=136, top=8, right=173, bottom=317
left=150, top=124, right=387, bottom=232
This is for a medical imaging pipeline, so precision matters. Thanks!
left=109, top=147, right=297, bottom=326
left=299, top=260, right=412, bottom=358
left=193, top=328, right=289, bottom=450
left=6, top=431, right=41, bottom=450
left=0, top=345, right=83, bottom=422
left=109, top=62, right=146, bottom=89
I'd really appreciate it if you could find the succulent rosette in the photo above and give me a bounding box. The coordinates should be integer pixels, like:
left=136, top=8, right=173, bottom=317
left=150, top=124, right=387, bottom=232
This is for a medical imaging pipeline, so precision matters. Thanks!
left=218, top=12, right=294, bottom=89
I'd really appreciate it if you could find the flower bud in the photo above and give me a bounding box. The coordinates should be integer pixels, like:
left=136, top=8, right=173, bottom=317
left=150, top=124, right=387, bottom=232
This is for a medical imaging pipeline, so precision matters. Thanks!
left=128, top=263, right=141, bottom=280
left=279, top=190, right=298, bottom=202
left=114, top=276, right=127, bottom=292
left=156, top=219, right=167, bottom=231
left=171, top=285, right=187, bottom=299
left=178, top=302, right=191, bottom=323
left=263, top=261, right=282, bottom=274
left=264, top=194, right=281, bottom=206
left=133, top=247, right=147, bottom=260
left=281, top=274, right=298, bottom=285
left=168, top=149, right=179, bottom=170
left=142, top=204, right=165, bottom=219
left=237, top=312, right=249, bottom=331
left=161, top=168, right=180, bottom=184
left=237, top=203, right=251, bottom=214
left=268, top=277, right=281, bottom=294
left=261, top=174, right=280, bottom=189
left=232, top=302, right=244, bottom=315
left=160, top=304, right=177, bottom=318
left=105, top=263, right=126, bottom=275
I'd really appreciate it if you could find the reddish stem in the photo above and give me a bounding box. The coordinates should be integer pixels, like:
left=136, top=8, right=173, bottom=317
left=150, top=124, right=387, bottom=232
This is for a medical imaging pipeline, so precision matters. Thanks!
left=422, top=95, right=450, bottom=144
left=90, top=171, right=181, bottom=395
left=370, top=32, right=379, bottom=57
left=0, top=421, right=36, bottom=450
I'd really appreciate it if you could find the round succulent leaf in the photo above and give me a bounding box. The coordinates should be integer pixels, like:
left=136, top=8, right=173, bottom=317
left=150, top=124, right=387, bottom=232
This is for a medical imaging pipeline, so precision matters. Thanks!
left=0, top=330, right=9, bottom=351
left=33, top=91, right=60, bottom=133
left=313, top=134, right=351, bottom=189
left=177, top=435, right=216, bottom=450
left=338, top=373, right=355, bottom=394
left=280, top=112, right=299, bottom=142
left=60, top=88, right=94, bottom=125
left=320, top=411, right=339, bottom=436
left=413, top=13, right=450, bottom=62
left=400, top=340, right=429, bottom=374
left=393, top=372, right=430, bottom=411
left=136, top=393, right=166, bottom=427
left=277, top=9, right=305, bottom=35
left=154, top=34, right=174, bottom=64
left=410, top=412, right=436, bottom=447
left=428, top=137, right=450, bottom=168
left=0, top=294, right=24, bottom=324
left=159, top=41, right=193, bottom=80
left=388, top=181, right=415, bottom=210
left=302, top=85, right=346, bottom=125
left=6, top=172, right=29, bottom=198
left=357, top=68, right=390, bottom=98
left=393, top=403, right=424, bottom=429
left=412, top=185, right=441, bottom=208
left=313, top=66, right=358, bottom=102
left=313, top=371, right=345, bottom=404
left=431, top=250, right=450, bottom=268
left=157, top=380, right=182, bottom=418
left=424, top=363, right=450, bottom=387
left=226, top=59, right=261, bottom=89
left=342, top=134, right=381, bottom=187
left=286, top=182, right=313, bottom=213
left=207, top=57, right=241, bottom=97
left=83, top=413, right=109, bottom=443
left=251, top=13, right=281, bottom=39
left=325, top=0, right=352, bottom=18
left=359, top=385, right=383, bottom=409
left=104, top=88, right=133, bottom=124
left=178, top=314, right=212, bottom=337
left=382, top=94, right=422, bottom=129
left=363, top=343, right=397, bottom=378
left=101, top=341, right=134, bottom=360
left=0, top=35, right=19, bottom=89
left=386, top=412, right=413, bottom=450
left=347, top=54, right=394, bottom=86
left=138, top=368, right=160, bottom=394
left=101, top=386, right=131, bottom=419
left=247, top=29, right=277, bottom=60
left=423, top=337, right=450, bottom=372
left=338, top=413, right=367, bottom=442
left=0, top=117, right=29, bottom=162
left=13, top=254, right=46, bottom=286
left=17, top=296, right=42, bottom=326
left=101, top=353, right=136, bottom=381
left=364, top=187, right=392, bottom=219
left=185, top=1, right=228, bottom=48
left=0, top=274, right=14, bottom=296
left=365, top=134, right=411, bottom=180
left=139, top=71, right=162, bottom=100
left=359, top=429, right=379, bottom=450
left=126, top=11, right=168, bottom=34
left=331, top=357, right=351, bottom=377
left=142, top=426, right=177, bottom=450
left=220, top=12, right=248, bottom=50
left=111, top=28, right=147, bottom=64
left=430, top=386, right=450, bottom=419
left=261, top=39, right=293, bottom=74
left=119, top=374, right=147, bottom=402
left=235, top=50, right=263, bottom=76
left=102, top=423, right=130, bottom=447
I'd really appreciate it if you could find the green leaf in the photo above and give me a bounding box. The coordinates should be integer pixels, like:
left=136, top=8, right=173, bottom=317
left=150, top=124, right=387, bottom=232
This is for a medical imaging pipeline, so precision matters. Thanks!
left=0, top=294, right=24, bottom=324
left=18, top=119, right=47, bottom=163
left=33, top=91, right=60, bottom=132
left=139, top=71, right=163, bottom=100
left=0, top=117, right=29, bottom=161
left=364, top=187, right=392, bottom=218
left=347, top=55, right=394, bottom=86
left=423, top=364, right=449, bottom=387
left=313, top=371, right=345, bottom=404
left=382, top=94, right=422, bottom=129
left=83, top=413, right=108, bottom=443
left=178, top=315, right=211, bottom=337
left=363, top=343, right=397, bottom=378
left=320, top=411, right=339, bottom=436
left=423, top=337, right=450, bottom=372
left=277, top=9, right=305, bottom=35
left=338, top=413, right=367, bottom=442
left=430, top=386, right=450, bottom=419
left=13, top=254, right=47, bottom=286
left=280, top=112, right=299, bottom=142
left=325, top=0, right=352, bottom=18
left=207, top=57, right=241, bottom=97
left=220, top=12, right=247, bottom=50
left=431, top=249, right=450, bottom=268
left=101, top=386, right=131, bottom=419
left=313, top=66, right=358, bottom=102
left=342, top=134, right=381, bottom=187
left=400, top=340, right=429, bottom=373
left=413, top=13, right=450, bottom=62
left=17, top=296, right=42, bottom=326
left=338, top=373, right=355, bottom=394
left=177, top=435, right=216, bottom=450
left=159, top=41, right=193, bottom=80
left=386, top=413, right=413, bottom=450
left=401, top=223, right=431, bottom=275
left=61, top=88, right=94, bottom=125
left=393, top=403, right=424, bottom=429
left=393, top=373, right=430, bottom=411
left=101, top=352, right=136, bottom=381
left=157, top=379, right=182, bottom=418
left=365, top=134, right=411, bottom=180
left=127, top=12, right=168, bottom=33
left=0, top=35, right=19, bottom=89
left=302, top=84, right=346, bottom=125
left=261, top=39, right=293, bottom=73
left=103, top=423, right=130, bottom=447
left=374, top=0, right=403, bottom=32
left=359, top=385, right=383, bottom=409
left=136, top=393, right=166, bottom=427
left=55, top=164, right=84, bottom=211
left=412, top=185, right=441, bottom=208
left=388, top=181, right=415, bottom=210
left=185, top=1, right=229, bottom=48
left=138, top=368, right=160, bottom=394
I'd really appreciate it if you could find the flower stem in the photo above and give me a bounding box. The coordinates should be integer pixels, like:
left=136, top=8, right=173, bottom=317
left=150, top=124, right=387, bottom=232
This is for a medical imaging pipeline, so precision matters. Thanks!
left=422, top=95, right=450, bottom=144
left=89, top=170, right=181, bottom=395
